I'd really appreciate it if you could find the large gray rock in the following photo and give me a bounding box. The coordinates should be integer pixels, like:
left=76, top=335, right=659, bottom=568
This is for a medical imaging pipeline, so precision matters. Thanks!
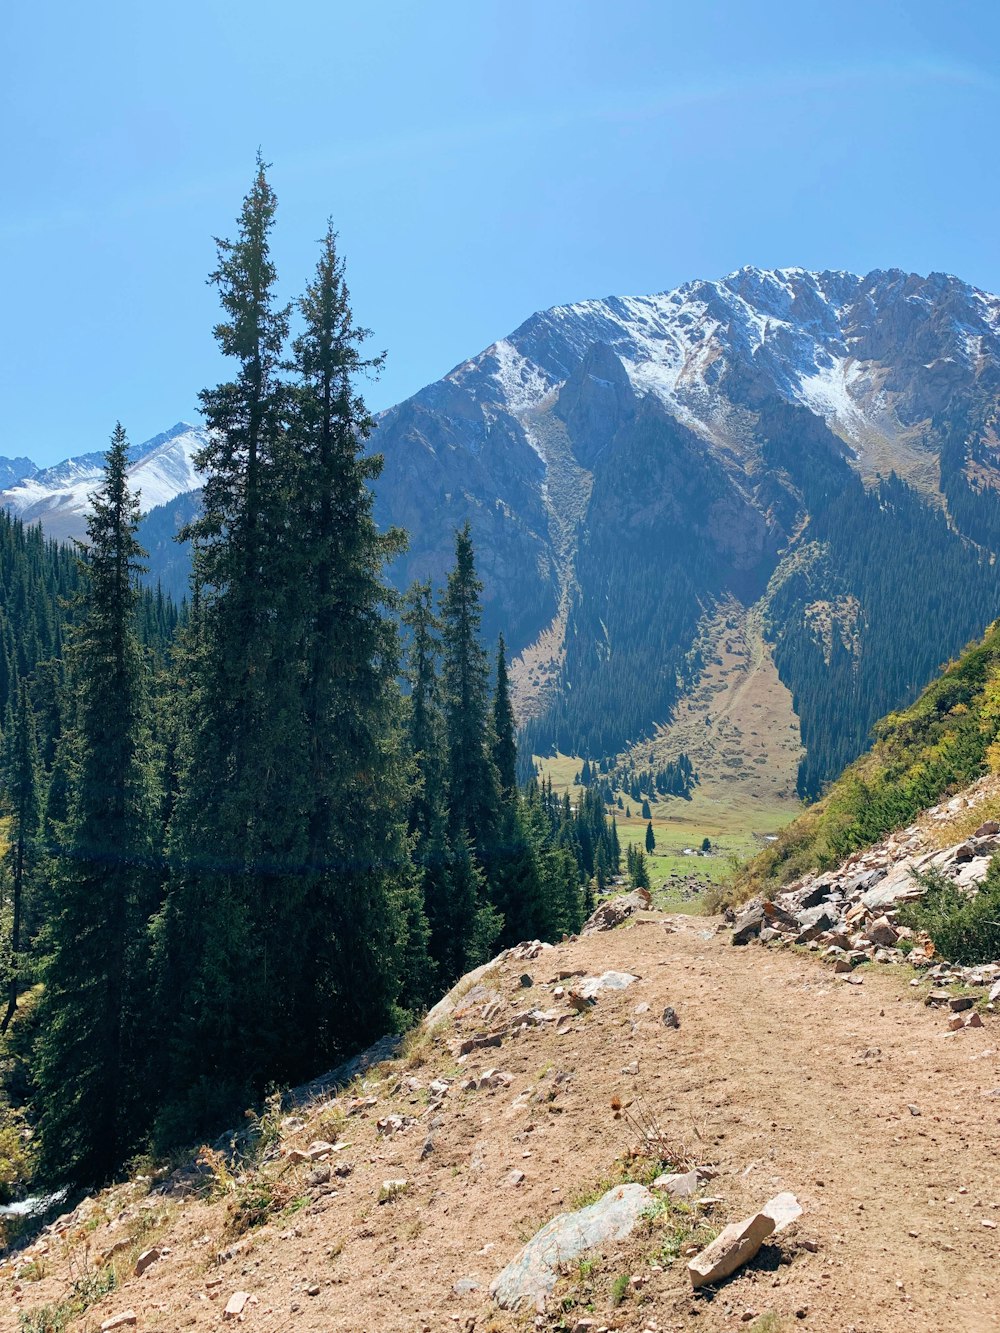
left=490, top=1183, right=653, bottom=1309
left=861, top=859, right=927, bottom=911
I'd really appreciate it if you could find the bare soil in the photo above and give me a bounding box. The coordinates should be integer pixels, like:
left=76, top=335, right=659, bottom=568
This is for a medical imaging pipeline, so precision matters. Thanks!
left=8, top=915, right=1000, bottom=1333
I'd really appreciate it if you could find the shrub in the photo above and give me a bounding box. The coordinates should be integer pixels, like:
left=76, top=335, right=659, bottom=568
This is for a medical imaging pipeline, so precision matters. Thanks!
left=899, top=860, right=1000, bottom=965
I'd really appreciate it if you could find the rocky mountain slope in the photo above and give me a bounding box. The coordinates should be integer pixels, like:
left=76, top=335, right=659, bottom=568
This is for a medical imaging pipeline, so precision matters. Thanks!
left=7, top=899, right=1000, bottom=1333
left=8, top=268, right=1000, bottom=794
left=736, top=616, right=1000, bottom=896
left=371, top=266, right=1000, bottom=795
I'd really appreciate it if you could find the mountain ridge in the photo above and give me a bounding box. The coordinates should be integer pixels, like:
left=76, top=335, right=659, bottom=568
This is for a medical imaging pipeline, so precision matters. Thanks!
left=370, top=263, right=1000, bottom=795
left=6, top=266, right=1000, bottom=794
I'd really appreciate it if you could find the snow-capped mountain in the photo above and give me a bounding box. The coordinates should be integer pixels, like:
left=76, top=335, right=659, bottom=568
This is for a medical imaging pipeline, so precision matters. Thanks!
left=371, top=266, right=1000, bottom=794
left=0, top=422, right=206, bottom=544
left=399, top=265, right=1000, bottom=467
left=8, top=268, right=1000, bottom=796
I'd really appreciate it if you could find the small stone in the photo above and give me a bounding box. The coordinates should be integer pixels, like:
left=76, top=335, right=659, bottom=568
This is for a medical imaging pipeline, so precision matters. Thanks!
left=519, top=974, right=533, bottom=988
left=306, top=1284, right=320, bottom=1296
left=506, top=1169, right=526, bottom=1187
left=967, top=1011, right=984, bottom=1028
left=379, top=1178, right=408, bottom=1201
left=101, top=1316, right=138, bottom=1332
left=453, top=1277, right=482, bottom=1296
left=134, top=1247, right=160, bottom=1276
left=761, top=1191, right=803, bottom=1233
left=947, top=1015, right=966, bottom=1031
left=949, top=996, right=974, bottom=1012
left=907, top=1104, right=921, bottom=1116
left=652, top=1169, right=700, bottom=1199
left=662, top=1006, right=680, bottom=1029
left=224, top=1292, right=250, bottom=1320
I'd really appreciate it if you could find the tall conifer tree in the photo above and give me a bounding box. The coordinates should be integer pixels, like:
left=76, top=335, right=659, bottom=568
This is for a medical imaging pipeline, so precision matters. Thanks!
left=440, top=524, right=498, bottom=851
left=1, top=681, right=42, bottom=1033
left=285, top=222, right=427, bottom=1047
left=157, top=157, right=303, bottom=1128
left=34, top=424, right=157, bottom=1184
left=492, top=635, right=517, bottom=803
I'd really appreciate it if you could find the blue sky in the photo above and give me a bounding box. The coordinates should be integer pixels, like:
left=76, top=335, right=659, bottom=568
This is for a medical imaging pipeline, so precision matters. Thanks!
left=3, top=0, right=999, bottom=464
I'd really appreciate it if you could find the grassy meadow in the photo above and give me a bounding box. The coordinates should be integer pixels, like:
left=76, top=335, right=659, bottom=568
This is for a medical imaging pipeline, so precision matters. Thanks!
left=535, top=752, right=798, bottom=912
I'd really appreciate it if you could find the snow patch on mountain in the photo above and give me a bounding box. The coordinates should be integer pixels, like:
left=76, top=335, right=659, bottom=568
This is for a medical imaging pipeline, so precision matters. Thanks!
left=416, top=266, right=1000, bottom=474
left=1, top=422, right=206, bottom=542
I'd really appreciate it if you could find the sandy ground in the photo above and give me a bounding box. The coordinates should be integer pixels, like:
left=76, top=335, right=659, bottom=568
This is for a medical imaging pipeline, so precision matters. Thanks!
left=8, top=914, right=1000, bottom=1333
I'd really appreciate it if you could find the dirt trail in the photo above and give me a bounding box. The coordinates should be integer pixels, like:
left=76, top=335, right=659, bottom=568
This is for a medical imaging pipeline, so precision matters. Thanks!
left=9, top=915, right=1000, bottom=1333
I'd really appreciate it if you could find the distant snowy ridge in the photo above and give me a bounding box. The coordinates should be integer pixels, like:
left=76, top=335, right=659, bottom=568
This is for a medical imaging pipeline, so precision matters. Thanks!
left=0, top=422, right=206, bottom=544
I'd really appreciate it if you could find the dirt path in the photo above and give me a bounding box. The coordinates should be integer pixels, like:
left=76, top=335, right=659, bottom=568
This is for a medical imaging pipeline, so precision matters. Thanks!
left=9, top=914, right=1000, bottom=1333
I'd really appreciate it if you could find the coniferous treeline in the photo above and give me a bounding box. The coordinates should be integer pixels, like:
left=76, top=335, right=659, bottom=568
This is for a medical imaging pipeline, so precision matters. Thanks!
left=0, top=161, right=618, bottom=1191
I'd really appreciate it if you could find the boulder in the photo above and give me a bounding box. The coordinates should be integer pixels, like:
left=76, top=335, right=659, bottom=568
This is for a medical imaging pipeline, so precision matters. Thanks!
left=797, top=881, right=836, bottom=910
left=796, top=905, right=837, bottom=932
left=865, top=916, right=898, bottom=947
left=581, top=889, right=651, bottom=933
left=861, top=860, right=926, bottom=911
left=577, top=971, right=640, bottom=999
left=732, top=904, right=765, bottom=946
left=953, top=857, right=992, bottom=890
left=490, top=1183, right=653, bottom=1309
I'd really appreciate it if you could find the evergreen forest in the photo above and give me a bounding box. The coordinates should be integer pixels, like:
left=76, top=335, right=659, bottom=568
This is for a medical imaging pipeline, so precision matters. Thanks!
left=0, top=161, right=620, bottom=1194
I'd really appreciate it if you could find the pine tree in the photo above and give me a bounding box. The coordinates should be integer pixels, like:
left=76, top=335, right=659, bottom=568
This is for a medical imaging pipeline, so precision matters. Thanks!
left=645, top=820, right=655, bottom=853
left=440, top=524, right=499, bottom=853
left=286, top=221, right=425, bottom=1048
left=402, top=581, right=445, bottom=846
left=34, top=425, right=158, bottom=1185
left=1, top=682, right=42, bottom=1033
left=641, top=798, right=652, bottom=820
left=156, top=157, right=304, bottom=1130
left=492, top=635, right=517, bottom=803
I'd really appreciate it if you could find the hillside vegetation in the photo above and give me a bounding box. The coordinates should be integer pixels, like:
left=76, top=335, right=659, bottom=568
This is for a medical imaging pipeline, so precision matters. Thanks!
left=732, top=618, right=1000, bottom=900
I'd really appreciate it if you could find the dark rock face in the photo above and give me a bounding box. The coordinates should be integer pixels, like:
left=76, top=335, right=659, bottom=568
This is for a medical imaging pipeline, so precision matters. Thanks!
left=323, top=268, right=1000, bottom=784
